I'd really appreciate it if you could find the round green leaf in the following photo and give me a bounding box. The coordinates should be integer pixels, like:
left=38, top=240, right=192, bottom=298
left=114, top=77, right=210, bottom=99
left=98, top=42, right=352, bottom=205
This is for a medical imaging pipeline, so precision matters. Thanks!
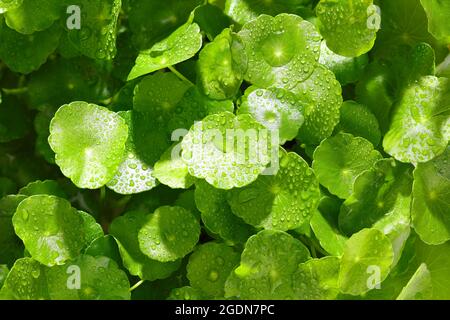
left=12, top=195, right=85, bottom=266
left=412, top=147, right=450, bottom=245
left=138, top=206, right=200, bottom=262
left=338, top=228, right=394, bottom=295
left=109, top=211, right=181, bottom=281
left=339, top=159, right=413, bottom=236
left=334, top=100, right=381, bottom=146
left=107, top=111, right=158, bottom=195
left=225, top=230, right=310, bottom=299
left=0, top=258, right=49, bottom=299
left=187, top=242, right=240, bottom=297
left=46, top=255, right=130, bottom=300
left=383, top=76, right=450, bottom=164
left=195, top=180, right=254, bottom=245
left=313, top=133, right=382, bottom=199
left=238, top=13, right=321, bottom=89
left=293, top=64, right=343, bottom=146
left=238, top=87, right=305, bottom=144
left=0, top=19, right=61, bottom=74
left=5, top=0, right=62, bottom=34
left=181, top=112, right=277, bottom=189
left=49, top=101, right=129, bottom=189
left=198, top=28, right=247, bottom=100
left=128, top=22, right=203, bottom=80
left=316, top=0, right=380, bottom=57
left=293, top=256, right=340, bottom=300
left=227, top=150, right=321, bottom=231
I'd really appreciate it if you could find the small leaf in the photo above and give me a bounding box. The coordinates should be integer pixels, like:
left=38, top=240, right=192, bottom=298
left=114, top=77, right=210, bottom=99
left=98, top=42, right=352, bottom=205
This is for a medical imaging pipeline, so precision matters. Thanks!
left=138, top=206, right=200, bottom=262
left=128, top=23, right=203, bottom=80
left=313, top=133, right=382, bottom=199
left=49, top=102, right=129, bottom=189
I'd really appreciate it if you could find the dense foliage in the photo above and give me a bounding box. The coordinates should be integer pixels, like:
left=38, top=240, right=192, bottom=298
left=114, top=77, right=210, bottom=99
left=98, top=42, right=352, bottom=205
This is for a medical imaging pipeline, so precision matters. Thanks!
left=0, top=0, right=449, bottom=300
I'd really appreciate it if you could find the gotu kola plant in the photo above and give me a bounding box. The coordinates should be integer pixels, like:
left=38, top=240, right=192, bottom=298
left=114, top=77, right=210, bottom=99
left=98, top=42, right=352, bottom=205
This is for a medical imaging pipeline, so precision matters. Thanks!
left=0, top=0, right=449, bottom=301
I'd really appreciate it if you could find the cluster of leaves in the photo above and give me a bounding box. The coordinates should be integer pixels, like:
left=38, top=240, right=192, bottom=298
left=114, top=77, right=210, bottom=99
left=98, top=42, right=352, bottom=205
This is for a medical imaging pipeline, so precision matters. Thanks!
left=0, top=0, right=449, bottom=300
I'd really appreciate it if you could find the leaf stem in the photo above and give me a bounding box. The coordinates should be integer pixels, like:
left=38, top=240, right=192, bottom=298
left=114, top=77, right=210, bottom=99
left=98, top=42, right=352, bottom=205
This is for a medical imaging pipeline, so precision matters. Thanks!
left=168, top=65, right=194, bottom=86
left=100, top=186, right=106, bottom=203
left=129, top=279, right=145, bottom=292
left=2, top=87, right=28, bottom=95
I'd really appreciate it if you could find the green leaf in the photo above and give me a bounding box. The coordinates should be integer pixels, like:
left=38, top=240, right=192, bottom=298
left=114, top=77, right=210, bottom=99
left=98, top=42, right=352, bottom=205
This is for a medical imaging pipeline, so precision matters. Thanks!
left=420, top=0, right=450, bottom=43
left=383, top=76, right=450, bottom=164
left=195, top=180, right=254, bottom=245
left=0, top=195, right=26, bottom=267
left=187, top=242, right=240, bottom=297
left=197, top=28, right=247, bottom=100
left=318, top=41, right=369, bottom=85
left=338, top=228, right=394, bottom=295
left=355, top=61, right=395, bottom=134
left=128, top=23, right=203, bottom=80
left=397, top=263, right=433, bottom=300
left=310, top=196, right=347, bottom=256
left=339, top=159, right=413, bottom=266
left=412, top=147, right=450, bottom=245
left=49, top=102, right=129, bottom=189
left=238, top=13, right=322, bottom=89
left=153, top=144, right=195, bottom=189
left=238, top=87, right=305, bottom=144
left=193, top=4, right=233, bottom=41
left=334, top=101, right=381, bottom=146
left=374, top=0, right=445, bottom=60
left=85, top=235, right=122, bottom=265
left=138, top=206, right=200, bottom=262
left=225, top=0, right=311, bottom=26
left=106, top=111, right=158, bottom=195
left=181, top=112, right=277, bottom=189
left=78, top=211, right=103, bottom=247
left=293, top=64, right=343, bottom=146
left=18, top=180, right=67, bottom=198
left=4, top=0, right=62, bottom=34
left=0, top=258, right=49, bottom=299
left=12, top=195, right=86, bottom=266
left=46, top=255, right=130, bottom=300
left=1, top=256, right=131, bottom=300
left=225, top=230, right=310, bottom=299
left=66, top=0, right=122, bottom=60
left=316, top=0, right=380, bottom=57
left=0, top=265, right=8, bottom=289
left=109, top=211, right=181, bottom=281
left=313, top=133, right=383, bottom=199
left=227, top=150, right=320, bottom=231
left=0, top=19, right=61, bottom=74
left=293, top=256, right=340, bottom=300
left=0, top=0, right=23, bottom=11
